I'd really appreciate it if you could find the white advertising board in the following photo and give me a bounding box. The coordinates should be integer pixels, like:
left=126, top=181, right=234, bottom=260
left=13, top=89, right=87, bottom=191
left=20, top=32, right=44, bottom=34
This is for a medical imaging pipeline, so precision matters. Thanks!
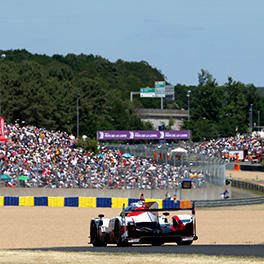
left=228, top=150, right=244, bottom=160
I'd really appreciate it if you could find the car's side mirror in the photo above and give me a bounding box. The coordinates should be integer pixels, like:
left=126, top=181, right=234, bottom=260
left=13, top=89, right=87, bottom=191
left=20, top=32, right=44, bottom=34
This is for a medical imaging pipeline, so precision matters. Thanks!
left=98, top=214, right=104, bottom=218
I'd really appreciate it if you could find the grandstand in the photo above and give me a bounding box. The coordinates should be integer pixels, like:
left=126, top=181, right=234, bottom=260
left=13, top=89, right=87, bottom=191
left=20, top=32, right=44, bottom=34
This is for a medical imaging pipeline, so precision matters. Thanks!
left=0, top=120, right=263, bottom=200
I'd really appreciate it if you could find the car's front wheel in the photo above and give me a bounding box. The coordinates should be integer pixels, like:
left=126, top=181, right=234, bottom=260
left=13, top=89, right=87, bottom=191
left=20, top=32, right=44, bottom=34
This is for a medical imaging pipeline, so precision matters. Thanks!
left=90, top=221, right=107, bottom=247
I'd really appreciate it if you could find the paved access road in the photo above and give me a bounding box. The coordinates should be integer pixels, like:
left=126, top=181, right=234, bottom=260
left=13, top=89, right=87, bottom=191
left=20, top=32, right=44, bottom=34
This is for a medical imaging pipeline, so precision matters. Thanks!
left=26, top=245, right=264, bottom=258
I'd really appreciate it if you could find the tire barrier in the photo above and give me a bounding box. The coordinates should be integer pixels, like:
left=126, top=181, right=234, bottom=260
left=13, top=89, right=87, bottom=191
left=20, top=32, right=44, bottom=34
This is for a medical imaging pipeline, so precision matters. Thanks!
left=240, top=165, right=264, bottom=172
left=0, top=196, right=192, bottom=209
left=231, top=179, right=264, bottom=192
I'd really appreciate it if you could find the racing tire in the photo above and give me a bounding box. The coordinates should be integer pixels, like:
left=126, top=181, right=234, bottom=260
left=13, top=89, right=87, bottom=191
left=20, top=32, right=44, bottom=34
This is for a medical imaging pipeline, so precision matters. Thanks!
left=114, top=220, right=129, bottom=247
left=90, top=221, right=107, bottom=247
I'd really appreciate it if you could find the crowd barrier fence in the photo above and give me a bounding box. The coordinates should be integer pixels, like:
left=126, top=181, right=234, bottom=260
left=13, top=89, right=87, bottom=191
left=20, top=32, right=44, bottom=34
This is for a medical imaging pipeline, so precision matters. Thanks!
left=107, top=143, right=227, bottom=187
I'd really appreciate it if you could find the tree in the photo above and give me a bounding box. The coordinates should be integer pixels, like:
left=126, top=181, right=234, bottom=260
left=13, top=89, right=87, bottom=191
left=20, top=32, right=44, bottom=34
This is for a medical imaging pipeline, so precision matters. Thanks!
left=198, top=69, right=217, bottom=87
left=1, top=51, right=263, bottom=142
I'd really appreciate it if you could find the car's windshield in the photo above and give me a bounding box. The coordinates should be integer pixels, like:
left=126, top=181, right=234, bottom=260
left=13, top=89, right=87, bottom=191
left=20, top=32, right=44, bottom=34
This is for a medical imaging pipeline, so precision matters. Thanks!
left=181, top=219, right=191, bottom=223
left=125, top=206, right=138, bottom=211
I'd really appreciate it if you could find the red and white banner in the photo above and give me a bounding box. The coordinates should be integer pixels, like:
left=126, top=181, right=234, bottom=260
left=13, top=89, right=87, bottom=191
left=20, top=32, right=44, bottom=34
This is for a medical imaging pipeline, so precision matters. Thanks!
left=0, top=116, right=8, bottom=142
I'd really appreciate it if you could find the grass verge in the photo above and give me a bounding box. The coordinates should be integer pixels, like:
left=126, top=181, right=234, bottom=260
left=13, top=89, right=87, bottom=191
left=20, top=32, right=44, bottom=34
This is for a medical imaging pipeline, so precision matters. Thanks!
left=0, top=251, right=263, bottom=264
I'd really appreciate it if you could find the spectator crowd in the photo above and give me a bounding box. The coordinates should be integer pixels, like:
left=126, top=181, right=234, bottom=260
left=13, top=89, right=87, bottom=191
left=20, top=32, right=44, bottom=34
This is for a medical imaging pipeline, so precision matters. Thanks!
left=0, top=121, right=262, bottom=189
left=186, top=133, right=263, bottom=162
left=0, top=122, right=205, bottom=189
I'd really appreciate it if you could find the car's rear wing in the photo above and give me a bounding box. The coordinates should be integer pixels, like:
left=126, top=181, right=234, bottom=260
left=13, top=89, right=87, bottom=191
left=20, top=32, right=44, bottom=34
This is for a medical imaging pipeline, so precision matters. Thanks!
left=132, top=202, right=195, bottom=214
left=122, top=200, right=195, bottom=215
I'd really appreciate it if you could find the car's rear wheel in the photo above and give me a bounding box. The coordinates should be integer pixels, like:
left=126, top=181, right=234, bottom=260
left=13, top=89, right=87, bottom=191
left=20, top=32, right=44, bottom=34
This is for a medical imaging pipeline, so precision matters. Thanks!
left=114, top=220, right=129, bottom=247
left=90, top=221, right=107, bottom=247
left=114, top=220, right=123, bottom=246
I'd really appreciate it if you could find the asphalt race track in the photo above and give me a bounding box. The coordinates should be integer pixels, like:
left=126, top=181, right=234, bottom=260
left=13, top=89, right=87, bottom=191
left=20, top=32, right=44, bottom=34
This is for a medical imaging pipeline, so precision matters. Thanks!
left=25, top=245, right=264, bottom=258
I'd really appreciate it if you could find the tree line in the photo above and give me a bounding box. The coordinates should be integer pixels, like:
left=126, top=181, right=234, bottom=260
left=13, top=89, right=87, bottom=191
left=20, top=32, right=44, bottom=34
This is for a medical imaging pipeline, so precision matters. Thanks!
left=178, top=70, right=263, bottom=141
left=0, top=49, right=263, bottom=142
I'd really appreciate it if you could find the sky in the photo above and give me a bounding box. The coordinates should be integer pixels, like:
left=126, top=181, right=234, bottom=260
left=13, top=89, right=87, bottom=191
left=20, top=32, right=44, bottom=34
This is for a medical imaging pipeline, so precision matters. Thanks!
left=1, top=0, right=264, bottom=86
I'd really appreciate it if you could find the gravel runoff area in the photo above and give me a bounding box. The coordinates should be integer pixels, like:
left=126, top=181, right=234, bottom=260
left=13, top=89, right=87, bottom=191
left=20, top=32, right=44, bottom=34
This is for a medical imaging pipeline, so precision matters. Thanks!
left=0, top=170, right=263, bottom=249
left=0, top=203, right=264, bottom=249
left=226, top=170, right=264, bottom=186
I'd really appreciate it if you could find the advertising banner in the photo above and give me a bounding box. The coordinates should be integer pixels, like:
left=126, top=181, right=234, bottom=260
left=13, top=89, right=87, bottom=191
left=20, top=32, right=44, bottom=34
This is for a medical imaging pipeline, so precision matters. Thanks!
left=228, top=150, right=244, bottom=160
left=0, top=116, right=8, bottom=142
left=97, top=130, right=190, bottom=140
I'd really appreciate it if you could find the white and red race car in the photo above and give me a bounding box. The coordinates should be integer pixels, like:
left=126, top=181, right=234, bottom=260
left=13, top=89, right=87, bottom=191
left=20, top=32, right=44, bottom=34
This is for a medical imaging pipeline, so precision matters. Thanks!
left=89, top=200, right=198, bottom=247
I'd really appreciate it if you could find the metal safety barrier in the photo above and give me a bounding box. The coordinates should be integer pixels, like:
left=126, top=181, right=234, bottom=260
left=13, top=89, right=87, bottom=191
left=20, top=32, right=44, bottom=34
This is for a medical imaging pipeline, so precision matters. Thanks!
left=195, top=179, right=264, bottom=207
left=231, top=179, right=264, bottom=192
left=196, top=196, right=264, bottom=208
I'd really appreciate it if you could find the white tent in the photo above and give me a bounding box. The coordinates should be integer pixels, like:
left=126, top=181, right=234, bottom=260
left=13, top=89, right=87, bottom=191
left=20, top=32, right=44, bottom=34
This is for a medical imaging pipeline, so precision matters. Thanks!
left=170, top=147, right=188, bottom=167
left=170, top=147, right=188, bottom=154
left=256, top=131, right=264, bottom=139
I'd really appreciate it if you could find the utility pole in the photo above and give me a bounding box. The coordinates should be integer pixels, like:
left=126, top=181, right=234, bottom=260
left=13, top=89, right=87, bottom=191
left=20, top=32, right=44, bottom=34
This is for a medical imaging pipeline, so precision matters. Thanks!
left=187, top=90, right=191, bottom=121
left=130, top=91, right=140, bottom=102
left=258, top=110, right=260, bottom=131
left=249, top=104, right=253, bottom=133
left=76, top=93, right=80, bottom=139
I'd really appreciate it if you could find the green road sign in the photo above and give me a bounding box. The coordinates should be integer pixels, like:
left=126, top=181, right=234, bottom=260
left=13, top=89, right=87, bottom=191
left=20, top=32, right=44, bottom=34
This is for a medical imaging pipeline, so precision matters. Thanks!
left=140, top=88, right=155, bottom=93
left=155, top=81, right=165, bottom=88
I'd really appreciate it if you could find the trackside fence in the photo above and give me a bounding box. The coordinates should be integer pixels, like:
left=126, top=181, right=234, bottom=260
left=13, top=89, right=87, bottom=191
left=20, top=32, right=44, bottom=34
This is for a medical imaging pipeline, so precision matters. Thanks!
left=0, top=144, right=227, bottom=190
left=195, top=179, right=264, bottom=207
left=107, top=143, right=227, bottom=187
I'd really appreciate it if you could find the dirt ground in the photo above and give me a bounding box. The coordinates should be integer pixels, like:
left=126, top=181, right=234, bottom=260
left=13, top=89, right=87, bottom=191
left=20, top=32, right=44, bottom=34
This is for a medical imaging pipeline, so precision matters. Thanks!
left=1, top=204, right=264, bottom=249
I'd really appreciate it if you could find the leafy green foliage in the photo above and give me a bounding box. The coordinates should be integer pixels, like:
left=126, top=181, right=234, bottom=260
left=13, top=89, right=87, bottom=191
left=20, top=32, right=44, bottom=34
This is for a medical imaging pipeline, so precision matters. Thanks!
left=181, top=71, right=264, bottom=141
left=0, top=51, right=263, bottom=143
left=76, top=138, right=98, bottom=153
left=0, top=49, right=162, bottom=138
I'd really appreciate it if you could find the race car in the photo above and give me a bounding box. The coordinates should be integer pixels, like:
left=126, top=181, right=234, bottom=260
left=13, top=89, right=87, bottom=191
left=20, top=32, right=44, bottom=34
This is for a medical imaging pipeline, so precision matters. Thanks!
left=89, top=200, right=198, bottom=247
